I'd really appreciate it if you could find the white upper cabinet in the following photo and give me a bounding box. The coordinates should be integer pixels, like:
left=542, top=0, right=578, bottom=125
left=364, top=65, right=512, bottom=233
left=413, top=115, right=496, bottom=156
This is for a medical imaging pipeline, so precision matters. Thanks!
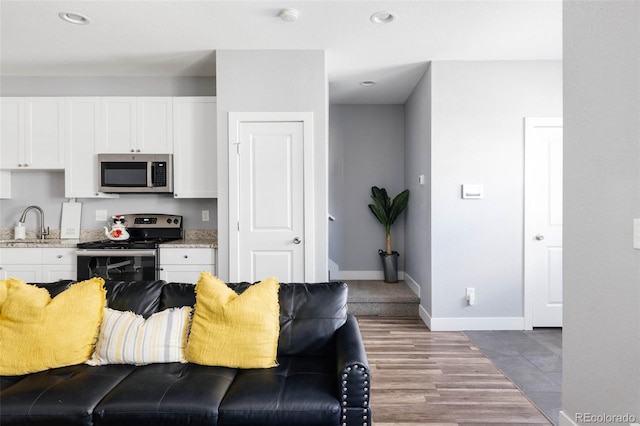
left=99, top=97, right=173, bottom=154
left=138, top=97, right=173, bottom=153
left=173, top=97, right=217, bottom=198
left=64, top=98, right=117, bottom=198
left=1, top=98, right=22, bottom=169
left=1, top=98, right=65, bottom=169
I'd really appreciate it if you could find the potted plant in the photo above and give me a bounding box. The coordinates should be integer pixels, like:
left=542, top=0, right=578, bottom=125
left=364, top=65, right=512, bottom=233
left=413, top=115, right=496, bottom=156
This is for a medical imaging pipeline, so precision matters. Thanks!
left=368, top=186, right=410, bottom=283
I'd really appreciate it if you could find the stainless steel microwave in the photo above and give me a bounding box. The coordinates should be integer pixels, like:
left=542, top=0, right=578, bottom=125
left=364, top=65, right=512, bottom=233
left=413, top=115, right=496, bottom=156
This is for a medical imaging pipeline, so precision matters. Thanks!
left=98, top=153, right=173, bottom=193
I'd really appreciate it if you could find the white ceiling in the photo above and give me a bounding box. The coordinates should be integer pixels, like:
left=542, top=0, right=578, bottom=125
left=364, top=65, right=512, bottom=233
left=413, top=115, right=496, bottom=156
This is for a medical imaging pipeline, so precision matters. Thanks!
left=0, top=0, right=562, bottom=104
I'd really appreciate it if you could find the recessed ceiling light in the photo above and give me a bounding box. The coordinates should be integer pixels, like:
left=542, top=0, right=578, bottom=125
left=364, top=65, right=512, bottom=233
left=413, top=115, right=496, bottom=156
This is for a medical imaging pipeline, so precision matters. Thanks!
left=370, top=11, right=396, bottom=24
left=360, top=80, right=377, bottom=87
left=279, top=8, right=299, bottom=22
left=59, top=12, right=91, bottom=25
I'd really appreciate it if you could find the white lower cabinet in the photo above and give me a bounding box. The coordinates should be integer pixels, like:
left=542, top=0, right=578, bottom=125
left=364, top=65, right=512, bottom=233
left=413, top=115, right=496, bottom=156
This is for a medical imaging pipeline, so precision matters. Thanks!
left=42, top=248, right=77, bottom=281
left=159, top=247, right=216, bottom=283
left=0, top=247, right=76, bottom=282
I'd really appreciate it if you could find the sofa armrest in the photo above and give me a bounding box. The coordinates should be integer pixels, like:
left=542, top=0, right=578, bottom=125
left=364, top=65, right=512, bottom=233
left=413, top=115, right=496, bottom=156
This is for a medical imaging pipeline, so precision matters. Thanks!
left=335, top=314, right=371, bottom=426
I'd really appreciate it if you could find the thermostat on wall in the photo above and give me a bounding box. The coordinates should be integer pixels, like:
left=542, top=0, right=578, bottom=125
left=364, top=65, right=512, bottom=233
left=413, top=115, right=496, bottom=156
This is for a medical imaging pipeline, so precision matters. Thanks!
left=462, top=184, right=483, bottom=199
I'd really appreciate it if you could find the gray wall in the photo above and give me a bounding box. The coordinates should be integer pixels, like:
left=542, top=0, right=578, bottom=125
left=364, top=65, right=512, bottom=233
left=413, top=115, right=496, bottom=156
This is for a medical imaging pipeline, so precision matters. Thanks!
left=328, top=104, right=405, bottom=274
left=215, top=50, right=327, bottom=282
left=404, top=64, right=432, bottom=311
left=562, top=1, right=640, bottom=422
left=403, top=61, right=562, bottom=328
left=430, top=61, right=562, bottom=321
left=0, top=171, right=216, bottom=231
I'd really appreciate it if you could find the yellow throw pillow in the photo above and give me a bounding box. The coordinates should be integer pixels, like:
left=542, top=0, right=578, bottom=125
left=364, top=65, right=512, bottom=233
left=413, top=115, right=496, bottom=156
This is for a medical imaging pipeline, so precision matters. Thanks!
left=87, top=306, right=192, bottom=366
left=186, top=272, right=280, bottom=369
left=0, top=280, right=7, bottom=311
left=0, top=277, right=106, bottom=375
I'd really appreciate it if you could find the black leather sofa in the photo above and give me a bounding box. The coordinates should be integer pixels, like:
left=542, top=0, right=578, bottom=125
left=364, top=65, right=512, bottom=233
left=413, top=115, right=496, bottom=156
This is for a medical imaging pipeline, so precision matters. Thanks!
left=0, top=280, right=372, bottom=426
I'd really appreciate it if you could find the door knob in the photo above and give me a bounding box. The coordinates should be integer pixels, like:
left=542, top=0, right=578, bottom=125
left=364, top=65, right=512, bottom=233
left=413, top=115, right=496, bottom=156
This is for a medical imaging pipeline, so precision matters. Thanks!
left=293, top=237, right=302, bottom=244
left=535, top=234, right=545, bottom=241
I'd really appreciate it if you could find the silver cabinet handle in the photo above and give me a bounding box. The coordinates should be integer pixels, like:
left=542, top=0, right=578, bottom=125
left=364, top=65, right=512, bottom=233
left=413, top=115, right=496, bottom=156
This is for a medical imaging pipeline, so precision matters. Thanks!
left=535, top=234, right=545, bottom=241
left=293, top=237, right=302, bottom=244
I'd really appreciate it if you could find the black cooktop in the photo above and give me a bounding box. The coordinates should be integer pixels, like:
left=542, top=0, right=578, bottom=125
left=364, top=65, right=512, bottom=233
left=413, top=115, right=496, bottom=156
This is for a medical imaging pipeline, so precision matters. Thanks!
left=77, top=213, right=183, bottom=250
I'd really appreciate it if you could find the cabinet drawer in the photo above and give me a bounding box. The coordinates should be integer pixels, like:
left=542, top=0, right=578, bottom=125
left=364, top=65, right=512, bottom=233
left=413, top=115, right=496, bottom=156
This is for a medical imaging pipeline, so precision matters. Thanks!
left=1, top=248, right=42, bottom=264
left=41, top=248, right=76, bottom=264
left=160, top=248, right=215, bottom=265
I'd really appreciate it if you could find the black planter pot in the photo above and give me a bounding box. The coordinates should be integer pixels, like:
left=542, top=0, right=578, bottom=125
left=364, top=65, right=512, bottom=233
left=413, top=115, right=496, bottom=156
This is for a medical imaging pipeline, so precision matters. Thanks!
left=378, top=250, right=400, bottom=283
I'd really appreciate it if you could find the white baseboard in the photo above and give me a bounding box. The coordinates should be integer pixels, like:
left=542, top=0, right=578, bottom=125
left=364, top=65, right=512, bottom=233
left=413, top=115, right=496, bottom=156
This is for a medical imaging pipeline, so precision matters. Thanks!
left=419, top=305, right=432, bottom=329
left=419, top=310, right=524, bottom=331
left=403, top=273, right=420, bottom=297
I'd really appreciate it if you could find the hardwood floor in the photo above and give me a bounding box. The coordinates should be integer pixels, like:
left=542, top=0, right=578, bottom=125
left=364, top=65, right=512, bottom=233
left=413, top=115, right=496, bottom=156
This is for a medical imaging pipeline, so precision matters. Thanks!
left=357, top=317, right=552, bottom=426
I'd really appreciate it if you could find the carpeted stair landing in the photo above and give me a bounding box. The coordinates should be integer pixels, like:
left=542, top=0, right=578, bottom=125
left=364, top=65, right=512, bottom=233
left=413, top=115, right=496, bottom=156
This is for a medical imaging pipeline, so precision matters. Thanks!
left=344, top=280, right=420, bottom=317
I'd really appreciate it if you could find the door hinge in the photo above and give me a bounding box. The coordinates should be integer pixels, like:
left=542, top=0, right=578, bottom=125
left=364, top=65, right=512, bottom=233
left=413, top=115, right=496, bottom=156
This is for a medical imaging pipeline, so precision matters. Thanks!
left=237, top=221, right=240, bottom=231
left=234, top=141, right=240, bottom=154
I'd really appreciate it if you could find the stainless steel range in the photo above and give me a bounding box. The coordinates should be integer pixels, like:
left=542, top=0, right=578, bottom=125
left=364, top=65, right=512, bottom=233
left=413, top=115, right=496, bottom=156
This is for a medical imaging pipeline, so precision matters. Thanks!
left=76, top=214, right=183, bottom=281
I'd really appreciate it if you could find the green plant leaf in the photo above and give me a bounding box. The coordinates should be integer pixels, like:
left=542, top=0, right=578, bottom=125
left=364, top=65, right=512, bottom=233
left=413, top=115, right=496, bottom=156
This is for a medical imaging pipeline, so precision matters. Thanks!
left=367, top=186, right=410, bottom=242
left=388, top=189, right=410, bottom=225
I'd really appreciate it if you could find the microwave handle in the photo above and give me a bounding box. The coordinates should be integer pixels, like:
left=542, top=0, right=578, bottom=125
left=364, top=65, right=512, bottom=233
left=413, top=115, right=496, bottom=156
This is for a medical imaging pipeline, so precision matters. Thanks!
left=148, top=162, right=154, bottom=188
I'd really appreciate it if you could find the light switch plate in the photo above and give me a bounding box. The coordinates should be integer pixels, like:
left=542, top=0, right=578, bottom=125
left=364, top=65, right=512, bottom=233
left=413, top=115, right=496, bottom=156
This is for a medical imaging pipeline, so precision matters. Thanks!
left=462, top=184, right=483, bottom=199
left=96, top=209, right=108, bottom=221
left=633, top=219, right=640, bottom=249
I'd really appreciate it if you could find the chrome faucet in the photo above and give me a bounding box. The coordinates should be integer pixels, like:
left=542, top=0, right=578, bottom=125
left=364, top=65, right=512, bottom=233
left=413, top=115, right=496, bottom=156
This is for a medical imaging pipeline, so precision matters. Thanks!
left=19, top=205, right=49, bottom=240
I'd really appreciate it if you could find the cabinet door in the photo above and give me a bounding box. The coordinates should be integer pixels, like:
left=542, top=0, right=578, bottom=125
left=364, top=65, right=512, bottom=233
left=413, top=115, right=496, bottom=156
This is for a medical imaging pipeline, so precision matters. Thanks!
left=159, top=265, right=209, bottom=284
left=64, top=98, right=117, bottom=198
left=99, top=97, right=137, bottom=153
left=0, top=265, right=41, bottom=282
left=0, top=98, right=24, bottom=169
left=138, top=98, right=173, bottom=153
left=159, top=247, right=216, bottom=283
left=24, top=98, right=65, bottom=169
left=0, top=248, right=42, bottom=281
left=173, top=97, right=217, bottom=198
left=43, top=265, right=77, bottom=282
left=66, top=98, right=100, bottom=197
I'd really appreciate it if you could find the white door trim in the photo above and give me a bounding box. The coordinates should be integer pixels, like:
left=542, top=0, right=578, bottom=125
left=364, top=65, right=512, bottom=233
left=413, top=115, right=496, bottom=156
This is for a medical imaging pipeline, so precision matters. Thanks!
left=228, top=112, right=315, bottom=282
left=524, top=117, right=563, bottom=330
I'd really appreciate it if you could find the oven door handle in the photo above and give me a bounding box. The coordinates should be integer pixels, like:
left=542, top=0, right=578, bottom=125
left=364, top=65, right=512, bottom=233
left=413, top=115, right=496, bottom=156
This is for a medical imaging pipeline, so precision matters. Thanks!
left=76, top=249, right=158, bottom=257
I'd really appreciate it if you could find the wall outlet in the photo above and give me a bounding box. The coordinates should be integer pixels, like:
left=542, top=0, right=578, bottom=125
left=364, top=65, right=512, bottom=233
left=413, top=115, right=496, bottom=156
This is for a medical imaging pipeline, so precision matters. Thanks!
left=96, top=209, right=108, bottom=221
left=202, top=210, right=210, bottom=222
left=466, top=287, right=475, bottom=306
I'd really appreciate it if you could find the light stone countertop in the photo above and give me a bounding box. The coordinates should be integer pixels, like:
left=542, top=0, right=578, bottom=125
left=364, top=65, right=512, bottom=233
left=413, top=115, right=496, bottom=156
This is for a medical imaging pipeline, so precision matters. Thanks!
left=0, top=229, right=217, bottom=249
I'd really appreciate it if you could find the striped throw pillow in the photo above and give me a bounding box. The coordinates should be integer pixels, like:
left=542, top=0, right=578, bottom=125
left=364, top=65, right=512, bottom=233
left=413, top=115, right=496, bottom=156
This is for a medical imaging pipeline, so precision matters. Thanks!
left=87, top=306, right=191, bottom=366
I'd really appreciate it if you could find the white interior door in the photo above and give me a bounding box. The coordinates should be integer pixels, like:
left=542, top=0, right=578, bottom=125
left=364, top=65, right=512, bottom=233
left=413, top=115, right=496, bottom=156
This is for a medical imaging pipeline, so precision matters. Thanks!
left=524, top=117, right=563, bottom=328
left=229, top=115, right=311, bottom=283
